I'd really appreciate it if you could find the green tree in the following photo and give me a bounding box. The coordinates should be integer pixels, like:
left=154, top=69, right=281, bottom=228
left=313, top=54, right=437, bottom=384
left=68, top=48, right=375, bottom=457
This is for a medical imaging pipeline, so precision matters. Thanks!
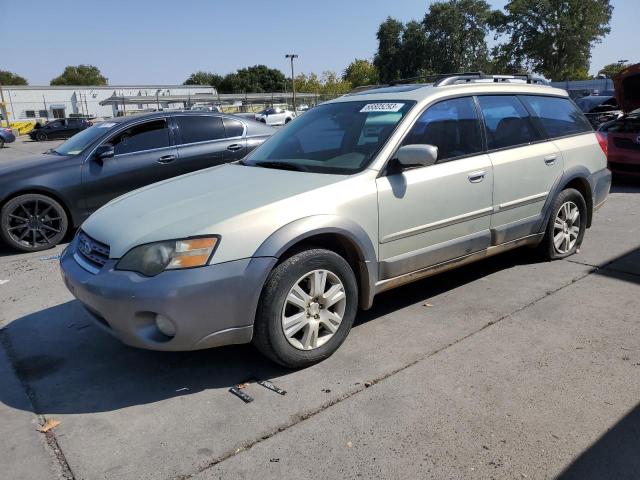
left=399, top=21, right=430, bottom=78
left=598, top=62, right=630, bottom=79
left=343, top=59, right=378, bottom=87
left=218, top=65, right=286, bottom=93
left=0, top=70, right=28, bottom=85
left=492, top=0, right=613, bottom=80
left=294, top=73, right=323, bottom=93
left=50, top=65, right=107, bottom=86
left=423, top=0, right=493, bottom=73
left=183, top=71, right=223, bottom=88
left=321, top=71, right=352, bottom=96
left=374, top=17, right=405, bottom=83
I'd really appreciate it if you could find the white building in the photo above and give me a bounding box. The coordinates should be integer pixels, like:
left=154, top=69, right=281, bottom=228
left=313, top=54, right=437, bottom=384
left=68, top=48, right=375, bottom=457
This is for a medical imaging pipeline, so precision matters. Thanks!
left=1, top=85, right=217, bottom=121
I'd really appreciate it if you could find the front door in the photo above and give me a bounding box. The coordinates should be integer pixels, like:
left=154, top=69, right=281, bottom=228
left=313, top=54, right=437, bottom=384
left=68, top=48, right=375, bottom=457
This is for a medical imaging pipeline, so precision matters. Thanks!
left=376, top=96, right=494, bottom=280
left=81, top=118, right=180, bottom=212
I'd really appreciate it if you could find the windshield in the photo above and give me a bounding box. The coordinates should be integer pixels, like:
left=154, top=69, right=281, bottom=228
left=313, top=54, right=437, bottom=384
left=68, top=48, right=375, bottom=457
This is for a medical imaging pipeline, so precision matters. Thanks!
left=244, top=100, right=415, bottom=174
left=54, top=122, right=118, bottom=155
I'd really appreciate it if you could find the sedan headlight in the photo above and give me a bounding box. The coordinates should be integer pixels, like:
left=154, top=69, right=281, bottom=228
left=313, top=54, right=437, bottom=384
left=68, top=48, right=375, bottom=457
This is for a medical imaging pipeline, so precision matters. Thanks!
left=116, top=237, right=219, bottom=276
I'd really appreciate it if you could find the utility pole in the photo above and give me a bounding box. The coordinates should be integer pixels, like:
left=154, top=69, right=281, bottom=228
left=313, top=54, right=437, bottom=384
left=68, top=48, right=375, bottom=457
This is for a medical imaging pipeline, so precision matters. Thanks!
left=285, top=54, right=298, bottom=113
left=0, top=81, right=7, bottom=127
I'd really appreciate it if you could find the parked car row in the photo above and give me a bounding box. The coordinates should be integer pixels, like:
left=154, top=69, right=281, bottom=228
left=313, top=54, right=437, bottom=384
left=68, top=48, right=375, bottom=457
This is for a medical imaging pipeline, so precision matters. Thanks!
left=51, top=74, right=610, bottom=368
left=0, top=112, right=274, bottom=251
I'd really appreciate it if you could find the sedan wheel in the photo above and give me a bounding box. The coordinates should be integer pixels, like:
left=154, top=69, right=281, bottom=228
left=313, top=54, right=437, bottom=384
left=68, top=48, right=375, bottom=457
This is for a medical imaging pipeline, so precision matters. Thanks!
left=282, top=269, right=347, bottom=350
left=35, top=132, right=47, bottom=141
left=0, top=194, right=68, bottom=252
left=553, top=201, right=580, bottom=254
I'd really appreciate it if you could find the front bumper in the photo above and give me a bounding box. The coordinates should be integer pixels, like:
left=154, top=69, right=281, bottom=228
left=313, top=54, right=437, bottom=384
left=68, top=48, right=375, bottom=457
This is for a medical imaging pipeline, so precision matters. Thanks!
left=60, top=239, right=277, bottom=351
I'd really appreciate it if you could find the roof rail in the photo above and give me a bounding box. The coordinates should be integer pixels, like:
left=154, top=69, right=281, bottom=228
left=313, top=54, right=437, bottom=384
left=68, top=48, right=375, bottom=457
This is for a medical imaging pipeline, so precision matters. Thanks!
left=434, top=72, right=548, bottom=87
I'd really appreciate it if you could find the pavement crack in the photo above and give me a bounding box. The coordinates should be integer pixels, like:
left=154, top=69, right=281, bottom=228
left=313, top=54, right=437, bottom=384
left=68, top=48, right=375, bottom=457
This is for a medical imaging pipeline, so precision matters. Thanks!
left=0, top=327, right=75, bottom=480
left=176, top=267, right=597, bottom=479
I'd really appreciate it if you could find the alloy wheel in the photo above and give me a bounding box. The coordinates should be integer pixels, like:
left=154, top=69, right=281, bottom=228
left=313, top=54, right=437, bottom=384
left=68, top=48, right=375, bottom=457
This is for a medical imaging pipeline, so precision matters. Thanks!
left=553, top=201, right=580, bottom=254
left=5, top=198, right=65, bottom=249
left=281, top=269, right=347, bottom=350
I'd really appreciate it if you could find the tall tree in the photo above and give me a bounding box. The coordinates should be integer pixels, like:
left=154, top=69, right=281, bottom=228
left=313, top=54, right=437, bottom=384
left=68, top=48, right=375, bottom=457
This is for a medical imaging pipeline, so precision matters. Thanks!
left=321, top=71, right=352, bottom=96
left=422, top=0, right=492, bottom=73
left=399, top=21, right=430, bottom=78
left=183, top=71, right=223, bottom=88
left=0, top=70, right=28, bottom=85
left=598, top=62, right=630, bottom=79
left=50, top=65, right=107, bottom=86
left=374, top=17, right=405, bottom=83
left=492, top=0, right=613, bottom=80
left=218, top=65, right=286, bottom=93
left=343, top=59, right=378, bottom=87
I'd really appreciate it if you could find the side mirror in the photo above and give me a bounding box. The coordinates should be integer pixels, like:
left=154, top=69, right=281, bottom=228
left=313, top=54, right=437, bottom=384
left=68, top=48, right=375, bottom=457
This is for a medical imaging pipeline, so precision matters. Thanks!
left=95, top=144, right=115, bottom=160
left=394, top=144, right=438, bottom=168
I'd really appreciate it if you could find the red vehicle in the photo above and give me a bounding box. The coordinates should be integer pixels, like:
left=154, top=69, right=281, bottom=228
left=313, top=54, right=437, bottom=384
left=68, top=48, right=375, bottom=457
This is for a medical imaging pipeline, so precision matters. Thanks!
left=598, top=64, right=640, bottom=177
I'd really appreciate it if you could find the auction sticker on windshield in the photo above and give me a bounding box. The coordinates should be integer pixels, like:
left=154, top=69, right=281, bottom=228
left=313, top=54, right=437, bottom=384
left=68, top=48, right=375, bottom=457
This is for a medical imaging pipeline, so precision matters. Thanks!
left=360, top=103, right=405, bottom=113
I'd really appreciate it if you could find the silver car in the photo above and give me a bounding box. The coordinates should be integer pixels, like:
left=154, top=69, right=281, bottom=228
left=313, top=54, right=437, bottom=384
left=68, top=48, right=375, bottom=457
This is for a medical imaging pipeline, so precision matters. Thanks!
left=60, top=74, right=611, bottom=368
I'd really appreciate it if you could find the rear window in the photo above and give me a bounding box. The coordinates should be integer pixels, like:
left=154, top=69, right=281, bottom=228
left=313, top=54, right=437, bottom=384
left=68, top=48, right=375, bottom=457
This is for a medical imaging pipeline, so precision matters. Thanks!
left=176, top=115, right=225, bottom=144
left=521, top=95, right=592, bottom=138
left=477, top=95, right=543, bottom=150
left=223, top=118, right=245, bottom=137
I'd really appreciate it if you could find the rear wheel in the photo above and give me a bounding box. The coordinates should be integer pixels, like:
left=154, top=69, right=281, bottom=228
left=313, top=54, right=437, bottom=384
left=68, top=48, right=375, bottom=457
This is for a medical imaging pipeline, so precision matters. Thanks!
left=253, top=249, right=358, bottom=368
left=35, top=131, right=47, bottom=141
left=0, top=139, right=4, bottom=149
left=539, top=188, right=586, bottom=260
left=0, top=194, right=68, bottom=252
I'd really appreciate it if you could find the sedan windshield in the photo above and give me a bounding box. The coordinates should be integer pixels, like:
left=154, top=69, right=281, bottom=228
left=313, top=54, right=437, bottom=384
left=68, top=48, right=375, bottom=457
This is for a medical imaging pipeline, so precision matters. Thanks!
left=54, top=122, right=118, bottom=155
left=244, top=100, right=415, bottom=174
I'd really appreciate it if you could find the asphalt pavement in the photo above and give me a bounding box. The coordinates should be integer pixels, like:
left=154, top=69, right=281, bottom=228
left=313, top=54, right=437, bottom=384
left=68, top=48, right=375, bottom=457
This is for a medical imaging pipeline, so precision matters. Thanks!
left=0, top=139, right=638, bottom=479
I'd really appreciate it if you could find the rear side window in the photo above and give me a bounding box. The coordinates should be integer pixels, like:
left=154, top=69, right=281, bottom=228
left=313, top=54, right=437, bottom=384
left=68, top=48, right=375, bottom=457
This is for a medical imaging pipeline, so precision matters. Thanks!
left=223, top=118, right=245, bottom=137
left=521, top=95, right=592, bottom=138
left=403, top=96, right=483, bottom=161
left=176, top=116, right=225, bottom=144
left=108, top=120, right=170, bottom=155
left=477, top=95, right=542, bottom=150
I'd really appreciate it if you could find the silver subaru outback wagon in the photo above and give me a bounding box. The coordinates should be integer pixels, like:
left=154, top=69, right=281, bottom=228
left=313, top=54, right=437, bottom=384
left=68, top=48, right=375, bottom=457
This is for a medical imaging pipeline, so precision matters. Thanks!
left=60, top=74, right=611, bottom=368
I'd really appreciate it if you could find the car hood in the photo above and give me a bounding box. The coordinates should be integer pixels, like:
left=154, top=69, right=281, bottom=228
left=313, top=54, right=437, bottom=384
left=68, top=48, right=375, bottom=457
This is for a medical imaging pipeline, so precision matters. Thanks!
left=614, top=63, right=640, bottom=113
left=82, top=163, right=349, bottom=259
left=0, top=152, right=73, bottom=175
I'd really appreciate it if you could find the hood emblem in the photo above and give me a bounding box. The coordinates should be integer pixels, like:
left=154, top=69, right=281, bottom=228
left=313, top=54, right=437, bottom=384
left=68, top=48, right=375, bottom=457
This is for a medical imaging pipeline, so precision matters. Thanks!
left=79, top=238, right=93, bottom=256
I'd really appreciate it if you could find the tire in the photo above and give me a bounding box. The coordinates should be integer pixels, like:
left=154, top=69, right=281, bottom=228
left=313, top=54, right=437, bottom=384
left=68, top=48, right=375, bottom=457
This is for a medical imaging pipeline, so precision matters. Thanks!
left=0, top=139, right=4, bottom=149
left=539, top=188, right=587, bottom=260
left=259, top=118, right=266, bottom=124
left=35, top=132, right=47, bottom=141
left=0, top=193, right=69, bottom=252
left=285, top=117, right=292, bottom=124
left=253, top=248, right=358, bottom=368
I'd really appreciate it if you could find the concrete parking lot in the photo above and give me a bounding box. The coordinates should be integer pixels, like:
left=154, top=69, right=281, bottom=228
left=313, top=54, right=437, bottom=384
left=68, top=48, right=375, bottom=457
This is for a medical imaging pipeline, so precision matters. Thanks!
left=0, top=139, right=639, bottom=479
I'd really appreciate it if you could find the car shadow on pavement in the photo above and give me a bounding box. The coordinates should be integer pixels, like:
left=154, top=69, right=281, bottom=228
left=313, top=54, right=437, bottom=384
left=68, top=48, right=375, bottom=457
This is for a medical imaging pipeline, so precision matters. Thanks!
left=0, top=247, right=547, bottom=416
left=556, top=403, right=640, bottom=479
left=610, top=177, right=640, bottom=194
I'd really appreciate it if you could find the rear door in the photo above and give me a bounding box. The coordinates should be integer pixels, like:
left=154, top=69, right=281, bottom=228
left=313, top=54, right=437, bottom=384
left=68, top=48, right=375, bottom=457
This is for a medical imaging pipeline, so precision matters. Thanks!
left=174, top=115, right=227, bottom=174
left=376, top=96, right=494, bottom=279
left=81, top=117, right=180, bottom=212
left=222, top=117, right=247, bottom=161
left=477, top=95, right=562, bottom=243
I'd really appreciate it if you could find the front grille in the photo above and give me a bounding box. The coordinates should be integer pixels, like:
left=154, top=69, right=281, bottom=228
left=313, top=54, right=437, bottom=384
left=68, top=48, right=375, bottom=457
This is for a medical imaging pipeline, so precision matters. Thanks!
left=612, top=137, right=640, bottom=151
left=76, top=231, right=110, bottom=271
left=608, top=161, right=640, bottom=173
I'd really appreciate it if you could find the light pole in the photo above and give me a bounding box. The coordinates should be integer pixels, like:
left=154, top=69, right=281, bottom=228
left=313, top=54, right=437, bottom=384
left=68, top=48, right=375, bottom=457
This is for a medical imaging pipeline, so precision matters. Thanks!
left=285, top=54, right=298, bottom=113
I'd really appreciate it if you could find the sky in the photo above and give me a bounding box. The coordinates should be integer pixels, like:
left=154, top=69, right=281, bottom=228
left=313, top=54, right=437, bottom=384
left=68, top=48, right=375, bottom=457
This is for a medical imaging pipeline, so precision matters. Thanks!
left=1, top=0, right=636, bottom=85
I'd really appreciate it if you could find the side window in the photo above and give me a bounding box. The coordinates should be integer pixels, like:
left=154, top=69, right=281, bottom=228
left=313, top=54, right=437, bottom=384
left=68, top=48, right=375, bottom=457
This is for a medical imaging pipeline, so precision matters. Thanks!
left=176, top=116, right=225, bottom=144
left=403, top=96, right=483, bottom=161
left=520, top=95, right=592, bottom=138
left=108, top=120, right=170, bottom=155
left=223, top=118, right=245, bottom=138
left=477, top=95, right=542, bottom=150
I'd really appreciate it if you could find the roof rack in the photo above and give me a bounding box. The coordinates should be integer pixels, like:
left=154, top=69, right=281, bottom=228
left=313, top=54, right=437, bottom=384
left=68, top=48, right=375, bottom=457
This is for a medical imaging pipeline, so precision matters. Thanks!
left=434, top=72, right=548, bottom=87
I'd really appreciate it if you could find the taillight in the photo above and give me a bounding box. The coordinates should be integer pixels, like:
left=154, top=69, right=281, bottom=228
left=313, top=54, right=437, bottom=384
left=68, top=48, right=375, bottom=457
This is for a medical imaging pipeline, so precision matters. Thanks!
left=596, top=132, right=608, bottom=157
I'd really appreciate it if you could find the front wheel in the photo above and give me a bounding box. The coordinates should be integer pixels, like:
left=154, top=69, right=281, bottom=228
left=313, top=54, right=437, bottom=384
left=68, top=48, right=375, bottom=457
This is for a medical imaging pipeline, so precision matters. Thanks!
left=253, top=249, right=358, bottom=368
left=35, top=131, right=47, bottom=141
left=0, top=194, right=68, bottom=252
left=0, top=139, right=4, bottom=148
left=539, top=188, right=587, bottom=260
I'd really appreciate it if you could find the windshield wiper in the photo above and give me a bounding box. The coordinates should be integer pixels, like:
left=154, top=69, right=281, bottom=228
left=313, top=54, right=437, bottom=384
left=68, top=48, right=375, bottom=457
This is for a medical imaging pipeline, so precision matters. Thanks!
left=252, top=161, right=308, bottom=172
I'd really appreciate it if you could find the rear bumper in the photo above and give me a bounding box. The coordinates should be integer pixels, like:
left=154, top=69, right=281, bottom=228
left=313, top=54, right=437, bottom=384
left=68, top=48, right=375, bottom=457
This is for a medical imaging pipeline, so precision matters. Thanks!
left=60, top=238, right=277, bottom=351
left=590, top=167, right=612, bottom=211
left=0, top=133, right=15, bottom=143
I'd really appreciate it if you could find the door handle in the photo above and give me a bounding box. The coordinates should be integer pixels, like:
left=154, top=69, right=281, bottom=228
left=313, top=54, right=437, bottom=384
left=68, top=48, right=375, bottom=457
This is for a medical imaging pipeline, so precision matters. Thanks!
left=544, top=154, right=557, bottom=165
left=157, top=155, right=176, bottom=164
left=227, top=144, right=243, bottom=152
left=468, top=170, right=486, bottom=183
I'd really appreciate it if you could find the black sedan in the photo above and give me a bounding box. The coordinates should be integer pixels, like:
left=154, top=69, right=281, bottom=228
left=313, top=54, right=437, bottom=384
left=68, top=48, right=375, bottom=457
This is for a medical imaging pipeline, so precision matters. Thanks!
left=29, top=118, right=92, bottom=141
left=0, top=112, right=275, bottom=252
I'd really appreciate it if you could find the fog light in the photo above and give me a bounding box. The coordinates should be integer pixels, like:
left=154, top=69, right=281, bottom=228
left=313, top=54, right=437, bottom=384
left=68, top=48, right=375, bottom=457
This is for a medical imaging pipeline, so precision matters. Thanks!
left=155, top=314, right=176, bottom=337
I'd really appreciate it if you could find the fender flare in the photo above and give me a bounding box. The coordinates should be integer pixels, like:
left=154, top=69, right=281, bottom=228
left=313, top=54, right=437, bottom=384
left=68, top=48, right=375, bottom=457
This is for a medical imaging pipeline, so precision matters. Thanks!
left=253, top=215, right=378, bottom=309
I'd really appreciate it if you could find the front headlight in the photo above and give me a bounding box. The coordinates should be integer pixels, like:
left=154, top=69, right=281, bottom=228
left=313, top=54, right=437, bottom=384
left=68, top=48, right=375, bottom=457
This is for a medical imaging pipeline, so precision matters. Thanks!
left=116, top=236, right=219, bottom=276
